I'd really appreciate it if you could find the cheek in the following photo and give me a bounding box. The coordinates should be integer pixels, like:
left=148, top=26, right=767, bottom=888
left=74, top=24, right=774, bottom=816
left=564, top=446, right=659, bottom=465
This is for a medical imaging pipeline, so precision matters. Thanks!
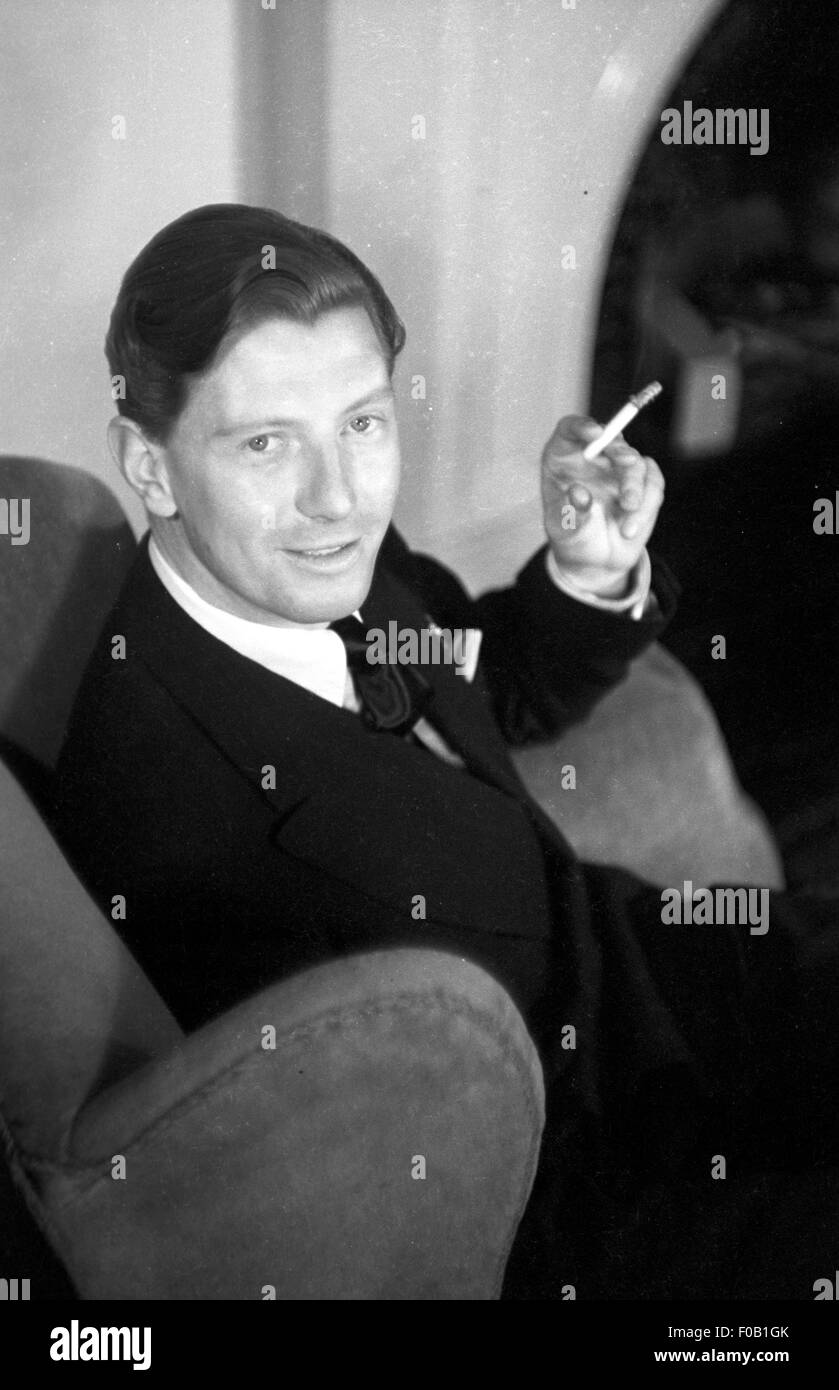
left=179, top=473, right=267, bottom=561
left=216, top=467, right=297, bottom=538
left=368, top=445, right=401, bottom=508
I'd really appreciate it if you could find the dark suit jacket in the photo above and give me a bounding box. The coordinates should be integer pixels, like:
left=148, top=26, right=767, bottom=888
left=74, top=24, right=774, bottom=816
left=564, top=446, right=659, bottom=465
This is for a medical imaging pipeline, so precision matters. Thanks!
left=57, top=528, right=752, bottom=1141
left=51, top=529, right=839, bottom=1299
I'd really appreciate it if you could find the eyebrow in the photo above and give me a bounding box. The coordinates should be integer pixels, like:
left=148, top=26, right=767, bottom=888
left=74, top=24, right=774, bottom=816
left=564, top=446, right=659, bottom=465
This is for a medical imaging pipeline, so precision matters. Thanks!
left=212, top=385, right=395, bottom=438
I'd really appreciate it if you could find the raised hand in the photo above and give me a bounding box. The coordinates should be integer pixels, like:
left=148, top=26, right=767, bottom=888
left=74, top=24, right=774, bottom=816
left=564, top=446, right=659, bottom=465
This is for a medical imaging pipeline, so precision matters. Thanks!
left=541, top=415, right=665, bottom=597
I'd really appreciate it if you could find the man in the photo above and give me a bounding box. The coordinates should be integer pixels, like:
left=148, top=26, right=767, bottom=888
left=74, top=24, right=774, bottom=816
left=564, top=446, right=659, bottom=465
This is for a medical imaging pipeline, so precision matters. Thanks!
left=53, top=204, right=839, bottom=1299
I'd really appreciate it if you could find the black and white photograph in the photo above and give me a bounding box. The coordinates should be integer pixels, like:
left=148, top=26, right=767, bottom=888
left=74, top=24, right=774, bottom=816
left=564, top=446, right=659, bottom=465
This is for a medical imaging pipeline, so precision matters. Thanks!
left=1, top=0, right=839, bottom=1356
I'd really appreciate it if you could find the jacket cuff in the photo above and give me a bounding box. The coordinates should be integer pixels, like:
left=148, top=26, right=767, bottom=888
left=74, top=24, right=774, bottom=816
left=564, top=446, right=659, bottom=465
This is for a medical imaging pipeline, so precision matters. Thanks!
left=545, top=548, right=653, bottom=620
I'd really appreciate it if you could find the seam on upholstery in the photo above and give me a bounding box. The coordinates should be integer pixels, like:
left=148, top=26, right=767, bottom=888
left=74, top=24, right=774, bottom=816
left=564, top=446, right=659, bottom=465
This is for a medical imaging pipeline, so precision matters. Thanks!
left=0, top=1110, right=80, bottom=1285
left=3, top=988, right=545, bottom=1298
left=35, top=987, right=541, bottom=1211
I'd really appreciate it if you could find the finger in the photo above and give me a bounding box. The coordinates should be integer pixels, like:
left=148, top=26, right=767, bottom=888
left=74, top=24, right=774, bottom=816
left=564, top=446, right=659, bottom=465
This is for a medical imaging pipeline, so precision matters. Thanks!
left=545, top=414, right=603, bottom=456
left=596, top=431, right=630, bottom=455
left=567, top=481, right=593, bottom=513
left=607, top=451, right=647, bottom=511
left=602, top=439, right=640, bottom=465
left=619, top=457, right=665, bottom=539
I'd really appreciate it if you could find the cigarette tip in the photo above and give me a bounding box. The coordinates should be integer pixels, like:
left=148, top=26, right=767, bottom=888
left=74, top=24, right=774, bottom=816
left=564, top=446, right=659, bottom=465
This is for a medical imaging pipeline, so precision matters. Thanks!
left=630, top=381, right=663, bottom=410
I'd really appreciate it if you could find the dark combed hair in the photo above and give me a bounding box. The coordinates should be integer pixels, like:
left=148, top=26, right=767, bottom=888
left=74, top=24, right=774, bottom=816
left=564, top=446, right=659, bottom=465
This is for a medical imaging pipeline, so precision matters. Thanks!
left=105, top=203, right=407, bottom=442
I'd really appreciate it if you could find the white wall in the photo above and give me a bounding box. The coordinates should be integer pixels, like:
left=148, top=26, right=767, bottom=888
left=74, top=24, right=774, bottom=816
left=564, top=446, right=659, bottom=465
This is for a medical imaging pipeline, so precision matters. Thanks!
left=321, top=0, right=726, bottom=587
left=2, top=0, right=724, bottom=581
left=0, top=0, right=239, bottom=536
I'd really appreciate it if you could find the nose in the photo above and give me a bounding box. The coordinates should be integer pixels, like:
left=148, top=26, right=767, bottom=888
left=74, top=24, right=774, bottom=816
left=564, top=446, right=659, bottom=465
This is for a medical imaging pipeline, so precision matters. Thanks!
left=295, top=438, right=355, bottom=522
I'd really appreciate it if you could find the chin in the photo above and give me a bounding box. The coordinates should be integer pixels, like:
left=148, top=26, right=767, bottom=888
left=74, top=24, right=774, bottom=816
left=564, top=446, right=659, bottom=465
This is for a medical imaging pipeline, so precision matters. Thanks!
left=276, top=574, right=374, bottom=626
left=318, top=582, right=371, bottom=623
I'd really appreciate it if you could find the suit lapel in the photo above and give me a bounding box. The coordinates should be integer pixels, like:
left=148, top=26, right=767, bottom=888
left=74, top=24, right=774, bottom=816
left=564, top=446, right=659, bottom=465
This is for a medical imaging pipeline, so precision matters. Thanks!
left=359, top=554, right=533, bottom=802
left=114, top=540, right=554, bottom=944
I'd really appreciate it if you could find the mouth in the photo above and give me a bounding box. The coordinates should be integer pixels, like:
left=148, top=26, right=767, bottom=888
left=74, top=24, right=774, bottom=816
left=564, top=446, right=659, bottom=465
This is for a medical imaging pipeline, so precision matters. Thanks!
left=284, top=538, right=362, bottom=570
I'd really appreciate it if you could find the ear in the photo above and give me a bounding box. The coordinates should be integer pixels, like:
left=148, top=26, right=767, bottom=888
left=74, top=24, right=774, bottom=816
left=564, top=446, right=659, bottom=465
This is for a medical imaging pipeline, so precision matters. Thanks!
left=107, top=415, right=177, bottom=518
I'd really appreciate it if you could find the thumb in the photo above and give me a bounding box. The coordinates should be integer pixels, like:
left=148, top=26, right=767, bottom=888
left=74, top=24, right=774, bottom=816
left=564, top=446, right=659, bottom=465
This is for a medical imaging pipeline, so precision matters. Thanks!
left=546, top=415, right=603, bottom=454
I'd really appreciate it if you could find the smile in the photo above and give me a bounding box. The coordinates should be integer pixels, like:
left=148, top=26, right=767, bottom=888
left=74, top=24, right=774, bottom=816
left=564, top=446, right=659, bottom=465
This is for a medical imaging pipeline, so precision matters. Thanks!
left=284, top=539, right=362, bottom=570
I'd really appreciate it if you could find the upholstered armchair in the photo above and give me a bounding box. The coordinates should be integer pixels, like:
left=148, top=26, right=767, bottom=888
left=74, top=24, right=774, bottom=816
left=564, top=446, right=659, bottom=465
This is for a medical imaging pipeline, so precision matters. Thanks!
left=0, top=455, right=782, bottom=1298
left=0, top=749, right=545, bottom=1299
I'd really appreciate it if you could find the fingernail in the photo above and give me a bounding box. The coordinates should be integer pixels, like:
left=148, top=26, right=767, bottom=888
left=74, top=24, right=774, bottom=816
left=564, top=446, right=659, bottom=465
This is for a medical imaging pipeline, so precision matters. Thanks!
left=569, top=486, right=591, bottom=509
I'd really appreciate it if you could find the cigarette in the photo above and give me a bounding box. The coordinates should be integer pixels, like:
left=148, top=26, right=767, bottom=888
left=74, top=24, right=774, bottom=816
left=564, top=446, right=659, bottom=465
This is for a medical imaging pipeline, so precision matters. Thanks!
left=582, top=381, right=663, bottom=461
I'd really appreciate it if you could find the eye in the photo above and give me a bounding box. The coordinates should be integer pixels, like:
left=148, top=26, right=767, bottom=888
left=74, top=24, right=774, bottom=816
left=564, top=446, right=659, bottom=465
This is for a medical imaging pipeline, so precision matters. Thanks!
left=243, top=434, right=290, bottom=457
left=348, top=415, right=378, bottom=435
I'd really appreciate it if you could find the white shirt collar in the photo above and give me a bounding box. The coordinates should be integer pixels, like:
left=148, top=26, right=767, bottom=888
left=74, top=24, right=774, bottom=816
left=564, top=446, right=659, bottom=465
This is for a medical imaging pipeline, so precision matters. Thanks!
left=148, top=536, right=353, bottom=708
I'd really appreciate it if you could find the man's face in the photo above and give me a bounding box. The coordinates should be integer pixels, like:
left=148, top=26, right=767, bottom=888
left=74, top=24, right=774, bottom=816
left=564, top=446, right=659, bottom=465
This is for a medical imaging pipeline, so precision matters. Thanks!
left=153, top=305, right=401, bottom=624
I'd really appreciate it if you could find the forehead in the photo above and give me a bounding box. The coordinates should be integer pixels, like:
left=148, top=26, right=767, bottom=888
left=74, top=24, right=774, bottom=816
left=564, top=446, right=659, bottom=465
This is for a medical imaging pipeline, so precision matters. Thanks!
left=190, top=305, right=391, bottom=425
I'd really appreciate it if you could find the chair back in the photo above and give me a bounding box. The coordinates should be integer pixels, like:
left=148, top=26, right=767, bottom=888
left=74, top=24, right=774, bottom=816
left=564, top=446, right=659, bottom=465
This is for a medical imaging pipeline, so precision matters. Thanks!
left=0, top=456, right=136, bottom=777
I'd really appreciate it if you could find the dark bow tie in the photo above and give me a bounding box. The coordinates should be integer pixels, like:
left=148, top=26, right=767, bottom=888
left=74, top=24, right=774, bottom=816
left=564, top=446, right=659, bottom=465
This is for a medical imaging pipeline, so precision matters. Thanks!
left=330, top=614, right=432, bottom=736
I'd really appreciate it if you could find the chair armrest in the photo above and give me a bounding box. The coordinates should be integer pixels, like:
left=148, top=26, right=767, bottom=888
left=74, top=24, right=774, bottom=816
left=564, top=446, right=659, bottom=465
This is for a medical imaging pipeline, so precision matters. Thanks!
left=18, top=949, right=545, bottom=1300
left=0, top=758, right=180, bottom=1158
left=513, top=643, right=784, bottom=888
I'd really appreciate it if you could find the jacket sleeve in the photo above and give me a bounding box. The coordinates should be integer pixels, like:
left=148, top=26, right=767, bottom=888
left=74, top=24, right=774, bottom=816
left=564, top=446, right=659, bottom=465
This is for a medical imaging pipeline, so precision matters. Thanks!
left=380, top=528, right=680, bottom=747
